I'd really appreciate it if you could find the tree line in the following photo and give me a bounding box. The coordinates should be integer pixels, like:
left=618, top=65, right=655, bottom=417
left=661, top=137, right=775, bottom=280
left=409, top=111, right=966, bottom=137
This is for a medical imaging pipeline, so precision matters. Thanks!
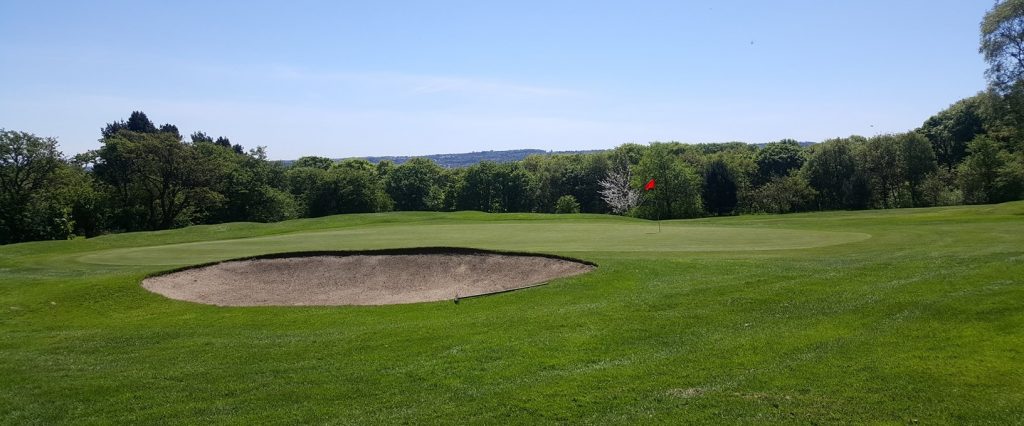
left=2, top=101, right=1022, bottom=245
left=2, top=1, right=1024, bottom=245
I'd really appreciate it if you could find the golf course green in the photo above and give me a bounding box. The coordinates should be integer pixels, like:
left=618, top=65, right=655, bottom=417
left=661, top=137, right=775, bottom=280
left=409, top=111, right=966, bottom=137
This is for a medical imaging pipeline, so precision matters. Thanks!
left=2, top=202, right=1023, bottom=423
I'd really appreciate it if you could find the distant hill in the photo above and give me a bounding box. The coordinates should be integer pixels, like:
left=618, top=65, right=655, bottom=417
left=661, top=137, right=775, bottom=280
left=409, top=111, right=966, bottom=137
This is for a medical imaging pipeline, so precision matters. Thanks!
left=278, top=143, right=816, bottom=168
left=277, top=149, right=606, bottom=169
left=358, top=149, right=609, bottom=168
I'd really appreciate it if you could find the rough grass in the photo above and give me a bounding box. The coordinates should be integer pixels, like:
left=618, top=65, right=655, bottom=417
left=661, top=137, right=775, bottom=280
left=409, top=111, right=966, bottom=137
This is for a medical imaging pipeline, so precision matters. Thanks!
left=1, top=203, right=1023, bottom=424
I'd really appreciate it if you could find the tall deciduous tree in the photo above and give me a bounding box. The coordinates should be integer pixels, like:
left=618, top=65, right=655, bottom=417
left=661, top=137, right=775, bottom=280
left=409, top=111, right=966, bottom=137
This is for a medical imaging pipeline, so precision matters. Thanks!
left=0, top=130, right=77, bottom=243
left=899, top=132, right=939, bottom=204
left=857, top=135, right=908, bottom=208
left=959, top=135, right=1008, bottom=203
left=702, top=157, right=738, bottom=215
left=293, top=156, right=335, bottom=170
left=327, top=161, right=394, bottom=214
left=598, top=165, right=640, bottom=215
left=755, top=139, right=804, bottom=184
left=102, top=111, right=160, bottom=137
left=746, top=175, right=817, bottom=214
left=386, top=157, right=446, bottom=211
left=191, top=131, right=214, bottom=144
left=981, top=0, right=1024, bottom=93
left=633, top=143, right=703, bottom=219
left=918, top=95, right=988, bottom=169
left=93, top=130, right=221, bottom=230
left=455, top=161, right=535, bottom=213
left=522, top=154, right=609, bottom=213
left=802, top=138, right=857, bottom=210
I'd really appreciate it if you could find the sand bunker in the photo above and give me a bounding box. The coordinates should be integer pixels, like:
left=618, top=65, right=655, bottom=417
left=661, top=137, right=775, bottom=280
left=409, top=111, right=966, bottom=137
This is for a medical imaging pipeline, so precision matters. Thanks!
left=142, top=249, right=594, bottom=306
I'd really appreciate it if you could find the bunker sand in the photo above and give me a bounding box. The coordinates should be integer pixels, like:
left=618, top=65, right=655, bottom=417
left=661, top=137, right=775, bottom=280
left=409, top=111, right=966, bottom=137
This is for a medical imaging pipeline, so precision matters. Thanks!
left=142, top=251, right=594, bottom=306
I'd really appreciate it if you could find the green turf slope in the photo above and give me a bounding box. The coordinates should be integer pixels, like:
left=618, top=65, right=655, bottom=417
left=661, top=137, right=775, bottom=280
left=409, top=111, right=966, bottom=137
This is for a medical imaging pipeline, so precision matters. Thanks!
left=1, top=203, right=1022, bottom=424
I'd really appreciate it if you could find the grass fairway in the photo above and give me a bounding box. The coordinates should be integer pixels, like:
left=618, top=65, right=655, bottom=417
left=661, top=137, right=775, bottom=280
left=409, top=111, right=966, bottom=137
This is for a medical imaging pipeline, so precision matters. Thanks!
left=2, top=203, right=1023, bottom=424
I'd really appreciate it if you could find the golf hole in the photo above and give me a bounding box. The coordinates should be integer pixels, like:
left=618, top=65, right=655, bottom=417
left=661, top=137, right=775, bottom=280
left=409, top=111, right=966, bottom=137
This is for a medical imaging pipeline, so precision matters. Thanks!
left=141, top=248, right=595, bottom=306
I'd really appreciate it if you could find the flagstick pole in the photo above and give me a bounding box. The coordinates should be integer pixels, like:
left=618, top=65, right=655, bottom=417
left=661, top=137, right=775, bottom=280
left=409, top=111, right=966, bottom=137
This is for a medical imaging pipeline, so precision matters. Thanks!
left=643, top=178, right=660, bottom=234
left=643, top=178, right=660, bottom=233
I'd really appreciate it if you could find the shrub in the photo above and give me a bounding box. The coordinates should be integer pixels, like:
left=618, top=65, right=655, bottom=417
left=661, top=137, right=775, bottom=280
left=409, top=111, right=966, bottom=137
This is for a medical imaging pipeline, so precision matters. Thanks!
left=554, top=195, right=581, bottom=214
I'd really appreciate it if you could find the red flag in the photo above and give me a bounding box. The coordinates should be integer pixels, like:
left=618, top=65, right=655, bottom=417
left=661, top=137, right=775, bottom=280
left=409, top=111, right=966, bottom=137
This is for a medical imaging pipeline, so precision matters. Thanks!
left=644, top=179, right=655, bottom=191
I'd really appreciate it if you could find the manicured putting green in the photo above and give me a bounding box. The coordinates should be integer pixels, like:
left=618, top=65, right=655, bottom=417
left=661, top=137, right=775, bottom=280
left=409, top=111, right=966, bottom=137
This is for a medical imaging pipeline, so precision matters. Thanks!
left=78, top=222, right=870, bottom=266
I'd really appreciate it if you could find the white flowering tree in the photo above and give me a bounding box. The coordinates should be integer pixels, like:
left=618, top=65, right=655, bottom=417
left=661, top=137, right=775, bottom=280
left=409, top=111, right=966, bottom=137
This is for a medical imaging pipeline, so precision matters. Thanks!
left=599, top=166, right=640, bottom=214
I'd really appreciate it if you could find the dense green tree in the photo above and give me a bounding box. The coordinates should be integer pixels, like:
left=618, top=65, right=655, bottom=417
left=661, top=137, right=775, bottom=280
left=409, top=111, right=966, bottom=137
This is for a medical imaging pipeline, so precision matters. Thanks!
left=293, top=156, right=334, bottom=170
left=745, top=175, right=817, bottom=214
left=918, top=95, right=988, bottom=169
left=126, top=111, right=158, bottom=134
left=375, top=160, right=396, bottom=181
left=959, top=135, right=1016, bottom=203
left=326, top=163, right=393, bottom=214
left=574, top=154, right=612, bottom=213
left=102, top=111, right=162, bottom=138
left=632, top=143, right=703, bottom=219
left=522, top=154, right=568, bottom=213
left=438, top=167, right=466, bottom=211
left=455, top=161, right=535, bottom=213
left=159, top=124, right=181, bottom=139
left=999, top=151, right=1024, bottom=199
left=843, top=170, right=873, bottom=210
left=93, top=130, right=222, bottom=230
left=857, top=135, right=909, bottom=208
left=495, top=162, right=536, bottom=213
left=522, top=154, right=608, bottom=213
left=978, top=1, right=1024, bottom=158
left=702, top=157, right=738, bottom=215
left=917, top=169, right=963, bottom=207
left=334, top=158, right=376, bottom=173
left=199, top=145, right=296, bottom=223
left=610, top=143, right=647, bottom=167
left=717, top=150, right=758, bottom=212
left=755, top=139, right=804, bottom=184
left=251, top=186, right=299, bottom=222
left=982, top=88, right=1024, bottom=150
left=899, top=132, right=939, bottom=204
left=285, top=166, right=330, bottom=216
left=285, top=163, right=392, bottom=217
left=386, top=157, right=446, bottom=211
left=901, top=133, right=938, bottom=184
left=981, top=0, right=1024, bottom=93
left=300, top=170, right=344, bottom=217
left=0, top=130, right=61, bottom=198
left=802, top=138, right=858, bottom=210
left=0, top=130, right=76, bottom=243
left=191, top=131, right=214, bottom=144
left=57, top=152, right=109, bottom=237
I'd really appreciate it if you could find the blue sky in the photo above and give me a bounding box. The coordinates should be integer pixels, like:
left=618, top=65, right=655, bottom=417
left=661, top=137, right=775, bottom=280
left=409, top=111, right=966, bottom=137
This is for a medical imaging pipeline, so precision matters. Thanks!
left=0, top=1, right=991, bottom=160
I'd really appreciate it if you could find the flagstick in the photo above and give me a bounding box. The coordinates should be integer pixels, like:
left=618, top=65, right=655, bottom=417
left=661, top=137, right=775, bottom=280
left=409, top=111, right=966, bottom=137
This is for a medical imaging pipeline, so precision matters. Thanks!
left=642, top=178, right=660, bottom=234
left=655, top=197, right=661, bottom=233
left=642, top=188, right=654, bottom=234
